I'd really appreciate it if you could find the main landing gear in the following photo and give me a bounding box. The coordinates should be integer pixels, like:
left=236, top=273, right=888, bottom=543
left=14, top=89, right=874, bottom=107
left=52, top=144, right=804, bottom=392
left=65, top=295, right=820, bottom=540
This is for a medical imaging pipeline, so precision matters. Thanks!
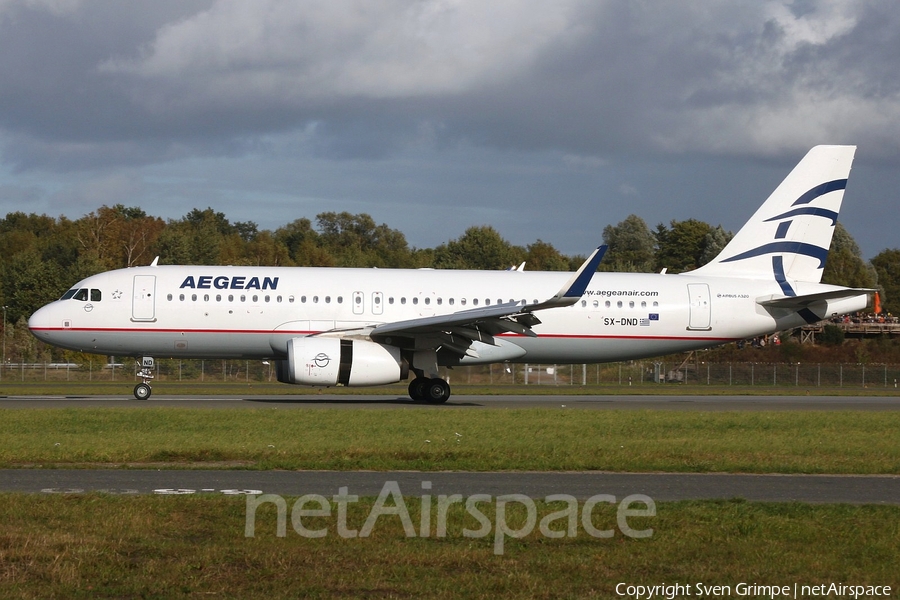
left=134, top=356, right=154, bottom=400
left=408, top=377, right=451, bottom=404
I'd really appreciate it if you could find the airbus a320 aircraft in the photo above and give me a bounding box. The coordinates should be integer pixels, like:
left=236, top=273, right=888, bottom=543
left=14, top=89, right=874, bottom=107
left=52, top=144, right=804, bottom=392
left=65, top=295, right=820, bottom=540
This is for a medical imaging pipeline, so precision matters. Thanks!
left=29, top=146, right=871, bottom=402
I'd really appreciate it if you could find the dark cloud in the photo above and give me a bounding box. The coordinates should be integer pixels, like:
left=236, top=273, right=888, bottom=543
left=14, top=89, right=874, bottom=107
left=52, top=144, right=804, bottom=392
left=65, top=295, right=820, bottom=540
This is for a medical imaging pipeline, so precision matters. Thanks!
left=0, top=0, right=897, bottom=258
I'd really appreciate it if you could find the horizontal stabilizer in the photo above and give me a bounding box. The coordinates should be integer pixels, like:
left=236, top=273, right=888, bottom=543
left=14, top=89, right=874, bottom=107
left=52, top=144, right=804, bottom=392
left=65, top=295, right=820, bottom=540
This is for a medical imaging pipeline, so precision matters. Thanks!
left=756, top=288, right=874, bottom=309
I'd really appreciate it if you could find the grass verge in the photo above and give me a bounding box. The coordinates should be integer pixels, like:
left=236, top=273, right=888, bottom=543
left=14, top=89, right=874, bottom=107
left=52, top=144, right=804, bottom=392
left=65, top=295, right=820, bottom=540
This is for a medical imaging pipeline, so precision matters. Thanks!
left=1, top=494, right=897, bottom=599
left=2, top=408, right=899, bottom=473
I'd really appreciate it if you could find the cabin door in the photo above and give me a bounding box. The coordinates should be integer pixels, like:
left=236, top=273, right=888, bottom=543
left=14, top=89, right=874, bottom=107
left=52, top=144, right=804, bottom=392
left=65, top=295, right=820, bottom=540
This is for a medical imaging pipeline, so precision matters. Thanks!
left=132, top=275, right=156, bottom=322
left=687, top=283, right=711, bottom=331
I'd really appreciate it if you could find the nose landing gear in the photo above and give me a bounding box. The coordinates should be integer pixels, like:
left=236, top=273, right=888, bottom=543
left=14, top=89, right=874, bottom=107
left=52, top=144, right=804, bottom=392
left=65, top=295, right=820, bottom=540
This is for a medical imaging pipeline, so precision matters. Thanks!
left=134, top=356, right=154, bottom=400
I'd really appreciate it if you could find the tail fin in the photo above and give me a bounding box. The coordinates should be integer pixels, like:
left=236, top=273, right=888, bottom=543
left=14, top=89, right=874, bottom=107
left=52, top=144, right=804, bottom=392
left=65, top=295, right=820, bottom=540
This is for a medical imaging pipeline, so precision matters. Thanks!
left=692, top=145, right=856, bottom=285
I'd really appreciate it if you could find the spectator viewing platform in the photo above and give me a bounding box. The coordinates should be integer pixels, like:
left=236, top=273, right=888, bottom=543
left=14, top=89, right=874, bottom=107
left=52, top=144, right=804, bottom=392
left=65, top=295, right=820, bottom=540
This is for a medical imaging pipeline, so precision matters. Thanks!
left=800, top=313, right=900, bottom=343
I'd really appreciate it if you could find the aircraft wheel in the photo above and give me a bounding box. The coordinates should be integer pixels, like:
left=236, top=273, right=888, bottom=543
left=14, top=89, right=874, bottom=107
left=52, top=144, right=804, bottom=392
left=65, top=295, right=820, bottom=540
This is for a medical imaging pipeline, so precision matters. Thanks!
left=425, top=378, right=451, bottom=404
left=409, top=378, right=429, bottom=402
left=134, top=383, right=152, bottom=400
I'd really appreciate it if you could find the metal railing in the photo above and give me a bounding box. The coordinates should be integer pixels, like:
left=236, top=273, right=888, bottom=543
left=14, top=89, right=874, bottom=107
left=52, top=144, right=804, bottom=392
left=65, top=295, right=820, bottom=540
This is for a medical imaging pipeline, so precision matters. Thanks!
left=2, top=360, right=899, bottom=389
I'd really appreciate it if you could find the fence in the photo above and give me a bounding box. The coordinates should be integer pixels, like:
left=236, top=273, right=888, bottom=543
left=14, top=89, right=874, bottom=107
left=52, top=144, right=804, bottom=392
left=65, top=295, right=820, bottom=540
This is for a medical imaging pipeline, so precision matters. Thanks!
left=2, top=360, right=900, bottom=389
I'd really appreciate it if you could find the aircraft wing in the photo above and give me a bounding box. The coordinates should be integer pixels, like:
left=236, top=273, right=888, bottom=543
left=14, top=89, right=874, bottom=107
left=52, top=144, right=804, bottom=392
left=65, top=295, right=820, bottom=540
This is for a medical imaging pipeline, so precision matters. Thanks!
left=320, top=245, right=607, bottom=355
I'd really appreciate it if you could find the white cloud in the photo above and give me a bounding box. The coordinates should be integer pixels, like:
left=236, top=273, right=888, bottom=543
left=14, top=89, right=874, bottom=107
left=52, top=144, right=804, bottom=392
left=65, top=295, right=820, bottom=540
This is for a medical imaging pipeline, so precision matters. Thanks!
left=103, top=0, right=587, bottom=100
left=0, top=0, right=81, bottom=16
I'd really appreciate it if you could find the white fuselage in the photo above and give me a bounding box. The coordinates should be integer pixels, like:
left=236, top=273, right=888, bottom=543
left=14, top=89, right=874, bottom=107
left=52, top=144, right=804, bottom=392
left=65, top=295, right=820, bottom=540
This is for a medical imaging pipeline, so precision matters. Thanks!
left=27, top=265, right=867, bottom=364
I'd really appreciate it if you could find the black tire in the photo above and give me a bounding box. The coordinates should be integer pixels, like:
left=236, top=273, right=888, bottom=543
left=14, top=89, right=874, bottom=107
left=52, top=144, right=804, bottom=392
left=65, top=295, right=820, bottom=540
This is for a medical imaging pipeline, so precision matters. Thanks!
left=425, top=378, right=451, bottom=404
left=134, top=383, right=152, bottom=400
left=408, top=378, right=428, bottom=402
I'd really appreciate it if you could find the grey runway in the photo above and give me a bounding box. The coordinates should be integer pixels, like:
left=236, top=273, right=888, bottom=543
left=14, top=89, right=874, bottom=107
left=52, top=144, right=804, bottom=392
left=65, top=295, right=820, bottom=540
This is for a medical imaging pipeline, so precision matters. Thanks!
left=1, top=393, right=898, bottom=410
left=2, top=469, right=898, bottom=504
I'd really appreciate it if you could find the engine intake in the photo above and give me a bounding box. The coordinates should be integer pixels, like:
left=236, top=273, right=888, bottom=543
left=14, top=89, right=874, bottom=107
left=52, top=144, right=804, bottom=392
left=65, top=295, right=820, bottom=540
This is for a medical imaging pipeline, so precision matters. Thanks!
left=276, top=337, right=407, bottom=387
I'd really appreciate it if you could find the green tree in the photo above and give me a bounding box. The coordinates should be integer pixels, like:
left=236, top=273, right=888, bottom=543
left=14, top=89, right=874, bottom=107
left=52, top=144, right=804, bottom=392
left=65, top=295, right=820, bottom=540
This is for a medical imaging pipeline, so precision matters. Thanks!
left=1, top=249, right=65, bottom=323
left=822, top=223, right=876, bottom=288
left=654, top=219, right=714, bottom=273
left=601, top=214, right=656, bottom=272
left=871, top=248, right=900, bottom=314
left=156, top=208, right=235, bottom=265
left=698, top=225, right=733, bottom=266
left=524, top=240, right=570, bottom=271
left=316, top=212, right=414, bottom=267
left=274, top=218, right=333, bottom=266
left=432, top=226, right=523, bottom=270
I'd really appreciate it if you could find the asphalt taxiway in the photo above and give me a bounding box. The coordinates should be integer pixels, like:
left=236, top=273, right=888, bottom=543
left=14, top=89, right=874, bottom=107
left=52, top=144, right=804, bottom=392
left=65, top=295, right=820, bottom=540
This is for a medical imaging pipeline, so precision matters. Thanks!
left=0, top=393, right=898, bottom=410
left=2, top=469, right=898, bottom=504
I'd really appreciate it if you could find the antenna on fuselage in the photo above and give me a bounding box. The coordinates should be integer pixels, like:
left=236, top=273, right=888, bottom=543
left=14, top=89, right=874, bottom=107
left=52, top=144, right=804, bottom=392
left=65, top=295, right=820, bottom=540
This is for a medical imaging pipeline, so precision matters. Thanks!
left=150, top=256, right=159, bottom=267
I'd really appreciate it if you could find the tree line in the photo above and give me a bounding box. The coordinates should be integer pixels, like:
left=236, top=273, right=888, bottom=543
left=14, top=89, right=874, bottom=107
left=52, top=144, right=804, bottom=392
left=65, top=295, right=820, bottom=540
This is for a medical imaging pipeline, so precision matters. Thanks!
left=0, top=204, right=895, bottom=333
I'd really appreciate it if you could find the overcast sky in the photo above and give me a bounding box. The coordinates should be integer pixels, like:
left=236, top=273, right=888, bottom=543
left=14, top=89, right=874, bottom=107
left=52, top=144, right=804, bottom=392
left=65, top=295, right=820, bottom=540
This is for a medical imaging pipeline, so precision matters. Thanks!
left=1, top=0, right=898, bottom=259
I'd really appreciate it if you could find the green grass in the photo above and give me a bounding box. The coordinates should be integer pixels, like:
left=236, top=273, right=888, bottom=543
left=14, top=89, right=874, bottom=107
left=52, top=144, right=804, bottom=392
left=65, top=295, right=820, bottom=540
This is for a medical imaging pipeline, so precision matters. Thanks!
left=2, top=408, right=899, bottom=473
left=1, top=494, right=897, bottom=599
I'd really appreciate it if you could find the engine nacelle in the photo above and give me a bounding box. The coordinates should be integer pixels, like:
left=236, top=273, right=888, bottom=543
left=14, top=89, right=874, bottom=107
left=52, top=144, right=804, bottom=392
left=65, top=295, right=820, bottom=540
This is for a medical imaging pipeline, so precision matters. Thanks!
left=276, top=337, right=407, bottom=387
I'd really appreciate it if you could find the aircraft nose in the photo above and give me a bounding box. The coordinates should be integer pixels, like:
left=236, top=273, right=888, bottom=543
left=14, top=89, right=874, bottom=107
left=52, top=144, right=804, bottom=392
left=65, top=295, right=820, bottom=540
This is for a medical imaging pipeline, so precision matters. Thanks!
left=28, top=304, right=56, bottom=341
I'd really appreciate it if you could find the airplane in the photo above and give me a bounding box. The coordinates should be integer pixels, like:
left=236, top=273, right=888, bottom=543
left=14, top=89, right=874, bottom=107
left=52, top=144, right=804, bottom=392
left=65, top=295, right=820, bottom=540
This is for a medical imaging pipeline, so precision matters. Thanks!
left=28, top=145, right=872, bottom=402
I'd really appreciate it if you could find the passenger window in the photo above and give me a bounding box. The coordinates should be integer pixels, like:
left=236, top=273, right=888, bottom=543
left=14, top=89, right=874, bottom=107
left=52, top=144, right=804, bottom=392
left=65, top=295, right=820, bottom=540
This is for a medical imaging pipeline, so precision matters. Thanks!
left=204, top=294, right=210, bottom=302
left=617, top=301, right=623, bottom=308
left=192, top=294, right=198, bottom=301
left=401, top=297, right=407, bottom=305
left=413, top=298, right=419, bottom=305
left=449, top=298, right=454, bottom=306
left=473, top=299, right=479, bottom=306
left=629, top=301, right=634, bottom=308
left=424, top=298, right=430, bottom=305
left=179, top=294, right=185, bottom=301
left=167, top=294, right=173, bottom=301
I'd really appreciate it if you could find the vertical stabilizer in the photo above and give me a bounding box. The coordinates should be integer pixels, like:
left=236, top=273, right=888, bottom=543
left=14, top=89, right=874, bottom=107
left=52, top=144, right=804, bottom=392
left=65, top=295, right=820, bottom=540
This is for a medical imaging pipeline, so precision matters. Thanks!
left=692, top=145, right=856, bottom=287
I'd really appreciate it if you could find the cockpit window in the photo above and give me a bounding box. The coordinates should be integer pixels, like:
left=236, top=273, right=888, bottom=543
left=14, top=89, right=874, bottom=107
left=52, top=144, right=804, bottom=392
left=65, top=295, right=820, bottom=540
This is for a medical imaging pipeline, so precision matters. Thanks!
left=62, top=288, right=101, bottom=302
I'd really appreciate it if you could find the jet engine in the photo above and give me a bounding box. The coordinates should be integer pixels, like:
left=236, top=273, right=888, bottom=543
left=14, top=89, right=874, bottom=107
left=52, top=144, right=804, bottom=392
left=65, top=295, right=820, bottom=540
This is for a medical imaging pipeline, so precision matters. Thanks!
left=276, top=337, right=408, bottom=387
